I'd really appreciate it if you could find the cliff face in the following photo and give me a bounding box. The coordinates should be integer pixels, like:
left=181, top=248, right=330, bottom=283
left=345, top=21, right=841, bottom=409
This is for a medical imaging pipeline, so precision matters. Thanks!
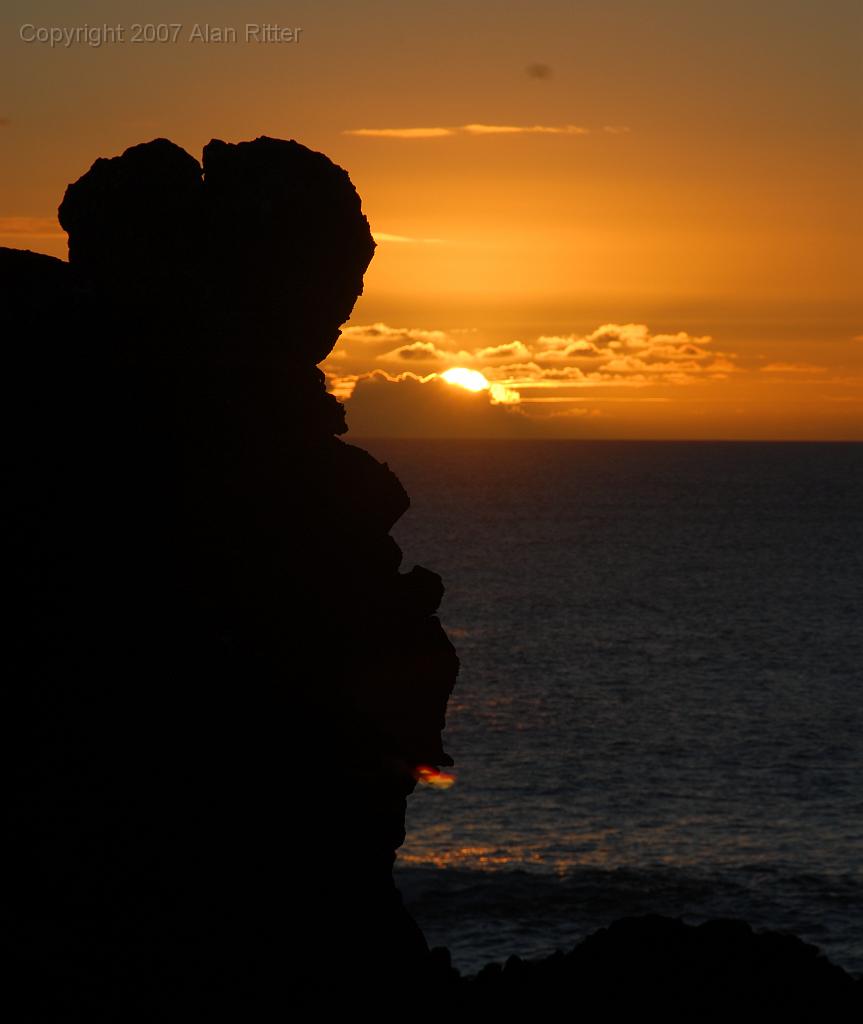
left=6, top=137, right=457, bottom=1012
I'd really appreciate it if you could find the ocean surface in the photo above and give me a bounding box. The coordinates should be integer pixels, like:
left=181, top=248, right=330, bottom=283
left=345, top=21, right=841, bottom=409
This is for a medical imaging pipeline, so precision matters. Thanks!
left=355, top=439, right=863, bottom=977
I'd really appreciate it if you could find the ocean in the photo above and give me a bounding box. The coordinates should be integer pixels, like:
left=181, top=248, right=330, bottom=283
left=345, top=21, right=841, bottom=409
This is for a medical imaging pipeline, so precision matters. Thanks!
left=354, top=439, right=863, bottom=977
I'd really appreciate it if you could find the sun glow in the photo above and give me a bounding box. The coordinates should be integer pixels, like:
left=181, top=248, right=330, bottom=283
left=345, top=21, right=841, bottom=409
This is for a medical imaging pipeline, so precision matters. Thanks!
left=441, top=367, right=490, bottom=392
left=440, top=367, right=521, bottom=405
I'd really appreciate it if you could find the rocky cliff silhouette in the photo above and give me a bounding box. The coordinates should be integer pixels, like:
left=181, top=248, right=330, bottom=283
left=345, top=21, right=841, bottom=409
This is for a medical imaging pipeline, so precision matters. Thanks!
left=5, top=136, right=457, bottom=1014
left=5, top=137, right=860, bottom=1019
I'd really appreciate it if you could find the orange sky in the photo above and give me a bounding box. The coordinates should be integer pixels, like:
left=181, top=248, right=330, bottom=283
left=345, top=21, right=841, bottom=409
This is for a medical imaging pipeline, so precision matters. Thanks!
left=2, top=0, right=861, bottom=438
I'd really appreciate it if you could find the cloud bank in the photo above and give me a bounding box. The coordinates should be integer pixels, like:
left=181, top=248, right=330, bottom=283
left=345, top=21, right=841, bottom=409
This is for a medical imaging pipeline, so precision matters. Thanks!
left=324, top=321, right=741, bottom=437
left=330, top=321, right=736, bottom=395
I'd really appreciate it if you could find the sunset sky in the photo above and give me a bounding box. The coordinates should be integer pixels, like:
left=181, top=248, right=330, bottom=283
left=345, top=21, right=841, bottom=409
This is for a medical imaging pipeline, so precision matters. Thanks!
left=2, top=0, right=861, bottom=438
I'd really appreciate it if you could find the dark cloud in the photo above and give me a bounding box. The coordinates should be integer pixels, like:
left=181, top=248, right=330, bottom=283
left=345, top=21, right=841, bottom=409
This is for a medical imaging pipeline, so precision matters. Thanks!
left=344, top=371, right=532, bottom=439
left=390, top=342, right=451, bottom=361
left=377, top=339, right=469, bottom=362
left=0, top=117, right=11, bottom=127
left=526, top=63, right=553, bottom=80
left=475, top=341, right=532, bottom=361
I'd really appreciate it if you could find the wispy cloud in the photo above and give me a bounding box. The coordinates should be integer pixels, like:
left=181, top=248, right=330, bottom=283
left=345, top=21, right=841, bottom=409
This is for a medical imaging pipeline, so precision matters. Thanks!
left=0, top=216, right=64, bottom=238
left=462, top=123, right=589, bottom=135
left=345, top=123, right=619, bottom=139
left=519, top=396, right=673, bottom=404
left=345, top=127, right=455, bottom=139
left=372, top=231, right=445, bottom=244
left=760, top=362, right=827, bottom=374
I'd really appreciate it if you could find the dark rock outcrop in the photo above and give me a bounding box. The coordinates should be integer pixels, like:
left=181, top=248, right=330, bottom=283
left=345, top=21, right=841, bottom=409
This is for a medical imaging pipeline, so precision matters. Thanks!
left=6, top=137, right=456, bottom=1015
left=456, top=915, right=861, bottom=1020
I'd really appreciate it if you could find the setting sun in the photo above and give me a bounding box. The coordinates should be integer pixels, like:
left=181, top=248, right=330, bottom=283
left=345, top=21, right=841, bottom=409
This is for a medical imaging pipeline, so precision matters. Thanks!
left=438, top=367, right=521, bottom=407
left=441, top=367, right=490, bottom=392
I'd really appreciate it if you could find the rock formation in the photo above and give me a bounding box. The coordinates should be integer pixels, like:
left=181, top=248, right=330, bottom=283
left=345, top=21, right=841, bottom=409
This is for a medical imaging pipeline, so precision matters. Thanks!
left=5, top=137, right=860, bottom=1018
left=6, top=137, right=457, bottom=1014
left=455, top=915, right=861, bottom=1019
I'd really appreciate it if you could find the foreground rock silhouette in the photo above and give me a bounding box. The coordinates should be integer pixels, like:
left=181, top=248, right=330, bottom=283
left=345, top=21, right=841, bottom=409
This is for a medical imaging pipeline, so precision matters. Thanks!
left=5, top=138, right=860, bottom=1018
left=6, top=136, right=456, bottom=1014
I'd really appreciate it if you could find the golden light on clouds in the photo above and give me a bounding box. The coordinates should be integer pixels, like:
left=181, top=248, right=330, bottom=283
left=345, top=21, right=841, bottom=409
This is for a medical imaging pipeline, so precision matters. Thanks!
left=327, top=321, right=737, bottom=402
left=327, top=319, right=863, bottom=439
